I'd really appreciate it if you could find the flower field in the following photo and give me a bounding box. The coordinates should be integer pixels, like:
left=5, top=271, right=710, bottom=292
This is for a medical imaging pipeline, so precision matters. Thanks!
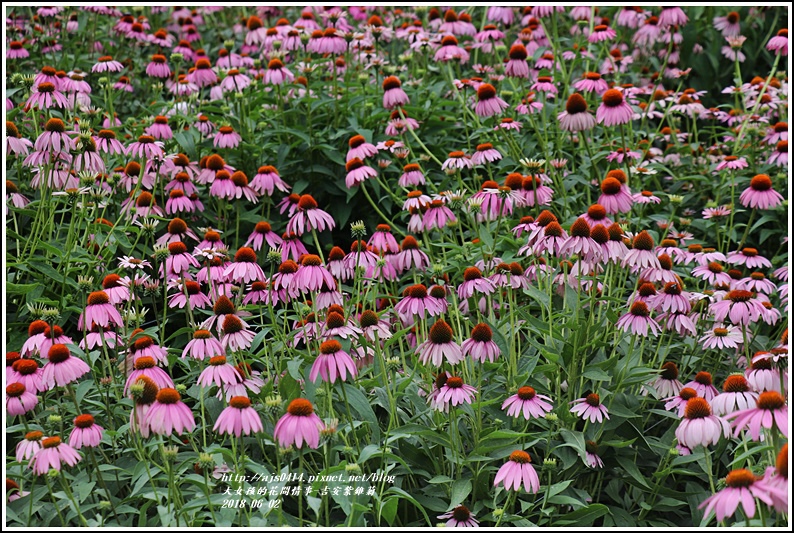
left=4, top=5, right=790, bottom=528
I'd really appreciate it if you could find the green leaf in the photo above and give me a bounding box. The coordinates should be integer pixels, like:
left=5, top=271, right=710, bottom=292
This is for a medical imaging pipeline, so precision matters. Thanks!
left=616, top=454, right=651, bottom=489
left=555, top=503, right=609, bottom=526
left=343, top=383, right=380, bottom=441
left=380, top=497, right=399, bottom=525
left=449, top=478, right=471, bottom=507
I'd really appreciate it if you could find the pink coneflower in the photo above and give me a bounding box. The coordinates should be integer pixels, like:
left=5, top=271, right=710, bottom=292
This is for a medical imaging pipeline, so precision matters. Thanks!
left=393, top=235, right=429, bottom=272
left=224, top=247, right=265, bottom=284
left=665, top=387, right=700, bottom=417
left=395, top=284, right=440, bottom=322
left=417, top=320, right=463, bottom=367
left=578, top=205, right=612, bottom=229
left=220, top=69, right=251, bottom=93
left=6, top=123, right=33, bottom=157
left=126, top=135, right=164, bottom=160
left=165, top=189, right=194, bottom=215
left=168, top=279, right=211, bottom=309
left=273, top=398, right=325, bottom=449
left=726, top=391, right=788, bottom=440
left=42, top=344, right=90, bottom=389
left=699, top=468, right=774, bottom=523
left=461, top=323, right=501, bottom=363
left=29, top=437, right=81, bottom=476
left=474, top=83, right=508, bottom=118
left=9, top=358, right=46, bottom=394
left=469, top=144, right=501, bottom=167
left=570, top=393, right=610, bottom=423
left=182, top=329, right=224, bottom=361
left=739, top=174, right=784, bottom=209
left=712, top=375, right=759, bottom=417
left=502, top=386, right=553, bottom=420
left=559, top=218, right=602, bottom=262
left=345, top=158, right=377, bottom=188
left=287, top=195, right=335, bottom=236
left=700, top=324, right=743, bottom=350
left=382, top=75, right=409, bottom=109
left=714, top=155, right=748, bottom=172
left=623, top=231, right=661, bottom=271
left=458, top=267, right=496, bottom=300
left=221, top=315, right=256, bottom=353
left=431, top=375, right=476, bottom=412
left=702, top=205, right=731, bottom=219
left=213, top=126, right=242, bottom=149
left=589, top=24, right=617, bottom=43
left=163, top=242, right=201, bottom=279
left=646, top=362, right=684, bottom=399
left=633, top=190, right=661, bottom=204
left=16, top=430, right=44, bottom=462
left=244, top=221, right=281, bottom=252
left=581, top=440, right=604, bottom=469
left=531, top=76, right=557, bottom=95
left=321, top=310, right=362, bottom=340
left=92, top=55, right=124, bottom=73
left=692, top=261, right=732, bottom=286
left=710, top=290, right=766, bottom=327
left=505, top=44, right=529, bottom=78
left=89, top=130, right=123, bottom=157
left=726, top=247, right=772, bottom=269
left=99, top=273, right=132, bottom=305
left=683, top=371, right=720, bottom=402
left=346, top=134, right=378, bottom=162
left=736, top=272, right=777, bottom=295
left=34, top=118, right=71, bottom=154
left=434, top=35, right=470, bottom=63
left=68, top=414, right=104, bottom=449
left=190, top=58, right=218, bottom=87
left=616, top=301, right=661, bottom=337
left=144, top=388, right=196, bottom=436
left=423, top=199, right=456, bottom=231
left=146, top=54, right=171, bottom=78
left=250, top=165, right=289, bottom=197
left=397, top=165, right=425, bottom=189
left=146, top=115, right=173, bottom=140
left=598, top=176, right=634, bottom=214
left=214, top=396, right=263, bottom=437
left=292, top=255, right=336, bottom=295
left=195, top=114, right=215, bottom=136
left=558, top=93, right=596, bottom=132
left=573, top=71, right=609, bottom=94
left=648, top=281, right=690, bottom=314
left=520, top=176, right=554, bottom=208
left=441, top=150, right=473, bottom=171
left=264, top=58, right=293, bottom=85
left=125, top=356, right=173, bottom=393
left=6, top=383, right=38, bottom=416
left=310, top=340, right=357, bottom=384
left=26, top=82, right=69, bottom=110
left=494, top=450, right=540, bottom=493
left=597, top=89, right=633, bottom=126
left=745, top=356, right=782, bottom=393
left=766, top=28, right=788, bottom=55
left=198, top=355, right=242, bottom=390
left=675, top=397, right=729, bottom=448
left=713, top=11, right=741, bottom=38
left=658, top=7, right=688, bottom=28
left=7, top=40, right=29, bottom=59
left=36, top=325, right=74, bottom=359
left=359, top=309, right=392, bottom=343
left=438, top=506, right=479, bottom=528
left=280, top=232, right=309, bottom=263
